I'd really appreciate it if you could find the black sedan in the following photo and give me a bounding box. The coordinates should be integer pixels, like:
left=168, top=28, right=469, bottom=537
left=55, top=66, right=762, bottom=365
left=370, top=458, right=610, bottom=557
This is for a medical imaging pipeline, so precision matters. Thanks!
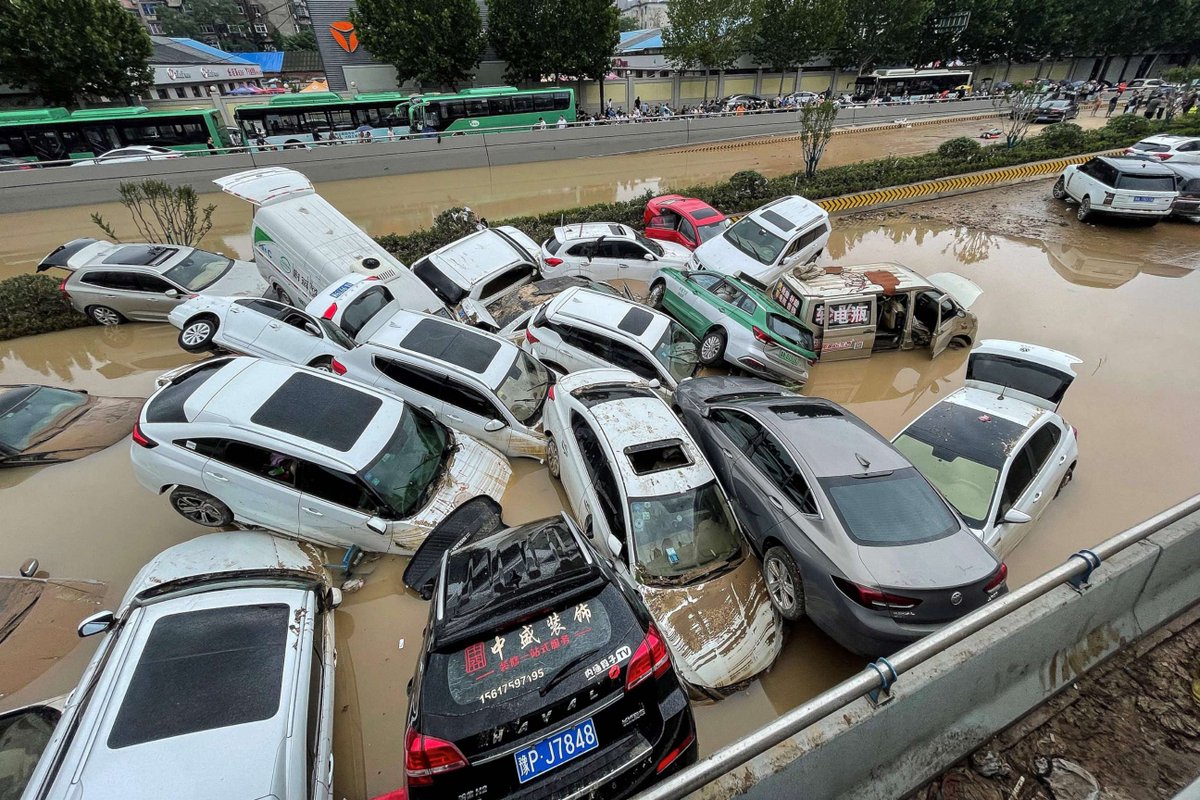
left=1031, top=99, right=1078, bottom=123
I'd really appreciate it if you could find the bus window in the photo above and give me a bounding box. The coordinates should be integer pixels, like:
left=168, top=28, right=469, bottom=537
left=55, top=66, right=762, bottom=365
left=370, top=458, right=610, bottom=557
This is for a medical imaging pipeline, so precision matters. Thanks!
left=512, top=95, right=534, bottom=113
left=534, top=94, right=555, bottom=112
left=441, top=101, right=464, bottom=125
left=82, top=125, right=120, bottom=153
left=28, top=130, right=68, bottom=161
left=328, top=110, right=354, bottom=132
left=488, top=97, right=513, bottom=115
left=554, top=92, right=571, bottom=111
left=465, top=98, right=488, bottom=117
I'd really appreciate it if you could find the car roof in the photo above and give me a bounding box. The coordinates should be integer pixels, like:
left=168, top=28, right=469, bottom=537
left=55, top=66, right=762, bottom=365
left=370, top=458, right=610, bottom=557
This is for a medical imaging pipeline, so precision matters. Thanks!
left=554, top=222, right=635, bottom=242
left=366, top=313, right=518, bottom=386
left=650, top=195, right=725, bottom=220
left=779, top=262, right=929, bottom=299
left=941, top=385, right=1050, bottom=428
left=1140, top=134, right=1196, bottom=145
left=425, top=229, right=529, bottom=286
left=900, top=392, right=1037, bottom=467
left=547, top=286, right=670, bottom=346
left=743, top=195, right=826, bottom=236
left=1097, top=156, right=1177, bottom=176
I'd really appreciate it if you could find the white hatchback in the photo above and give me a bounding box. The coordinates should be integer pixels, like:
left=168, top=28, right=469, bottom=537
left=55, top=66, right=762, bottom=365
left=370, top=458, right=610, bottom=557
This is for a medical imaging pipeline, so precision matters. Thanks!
left=690, top=195, right=830, bottom=283
left=541, top=222, right=693, bottom=283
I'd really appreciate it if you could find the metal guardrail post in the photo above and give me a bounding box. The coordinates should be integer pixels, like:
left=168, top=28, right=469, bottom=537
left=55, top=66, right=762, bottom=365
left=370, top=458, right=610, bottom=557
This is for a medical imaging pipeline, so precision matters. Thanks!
left=635, top=493, right=1200, bottom=800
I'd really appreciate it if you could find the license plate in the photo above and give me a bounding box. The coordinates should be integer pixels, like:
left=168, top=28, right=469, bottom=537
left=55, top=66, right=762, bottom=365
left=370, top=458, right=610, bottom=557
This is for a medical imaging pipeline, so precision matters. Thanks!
left=774, top=348, right=801, bottom=366
left=329, top=281, right=355, bottom=298
left=1133, top=196, right=1155, bottom=203
left=514, top=718, right=599, bottom=784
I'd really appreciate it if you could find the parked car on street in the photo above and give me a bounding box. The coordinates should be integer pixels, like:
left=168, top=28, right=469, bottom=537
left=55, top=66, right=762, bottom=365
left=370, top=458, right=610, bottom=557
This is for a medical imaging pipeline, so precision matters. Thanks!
left=332, top=311, right=553, bottom=460
left=37, top=238, right=267, bottom=326
left=0, top=384, right=141, bottom=466
left=543, top=368, right=783, bottom=694
left=69, top=145, right=183, bottom=167
left=1164, top=163, right=1200, bottom=220
left=648, top=268, right=814, bottom=385
left=516, top=286, right=700, bottom=399
left=892, top=340, right=1081, bottom=557
left=11, top=530, right=339, bottom=800
left=131, top=356, right=511, bottom=554
left=718, top=94, right=764, bottom=109
left=770, top=262, right=980, bottom=361
left=643, top=195, right=731, bottom=251
left=541, top=223, right=693, bottom=284
left=1030, top=99, right=1078, bottom=123
left=1125, top=134, right=1200, bottom=164
left=396, top=499, right=698, bottom=799
left=674, top=376, right=1008, bottom=657
left=690, top=195, right=830, bottom=283
left=1052, top=156, right=1178, bottom=223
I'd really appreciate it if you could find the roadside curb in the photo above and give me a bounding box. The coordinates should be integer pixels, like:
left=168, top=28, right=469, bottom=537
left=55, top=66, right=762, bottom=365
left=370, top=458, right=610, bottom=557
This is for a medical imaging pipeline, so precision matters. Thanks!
left=817, top=149, right=1124, bottom=214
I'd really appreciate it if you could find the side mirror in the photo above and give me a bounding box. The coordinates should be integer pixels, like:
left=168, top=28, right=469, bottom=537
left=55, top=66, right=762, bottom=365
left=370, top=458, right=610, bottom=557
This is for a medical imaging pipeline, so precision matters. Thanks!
left=78, top=610, right=115, bottom=638
left=366, top=517, right=388, bottom=535
left=648, top=378, right=662, bottom=390
left=606, top=533, right=623, bottom=556
left=164, top=289, right=181, bottom=298
left=304, top=322, right=321, bottom=336
left=643, top=253, right=656, bottom=261
left=326, top=587, right=343, bottom=609
left=483, top=419, right=506, bottom=432
left=1003, top=508, right=1032, bottom=524
left=956, top=308, right=966, bottom=318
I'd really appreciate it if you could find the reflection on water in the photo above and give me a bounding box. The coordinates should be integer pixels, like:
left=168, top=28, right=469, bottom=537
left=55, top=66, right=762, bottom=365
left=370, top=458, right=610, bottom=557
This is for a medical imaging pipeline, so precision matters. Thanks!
left=1043, top=241, right=1194, bottom=289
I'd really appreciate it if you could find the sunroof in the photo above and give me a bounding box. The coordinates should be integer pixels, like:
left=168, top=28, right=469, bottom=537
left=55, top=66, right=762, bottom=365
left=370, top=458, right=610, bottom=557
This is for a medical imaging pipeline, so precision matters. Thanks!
left=104, top=244, right=177, bottom=266
left=691, top=208, right=719, bottom=220
left=108, top=604, right=289, bottom=749
left=576, top=385, right=655, bottom=408
left=625, top=440, right=691, bottom=475
left=608, top=224, right=625, bottom=237
left=769, top=403, right=843, bottom=420
left=400, top=318, right=502, bottom=373
left=618, top=307, right=654, bottom=336
left=760, top=209, right=796, bottom=232
left=251, top=373, right=379, bottom=451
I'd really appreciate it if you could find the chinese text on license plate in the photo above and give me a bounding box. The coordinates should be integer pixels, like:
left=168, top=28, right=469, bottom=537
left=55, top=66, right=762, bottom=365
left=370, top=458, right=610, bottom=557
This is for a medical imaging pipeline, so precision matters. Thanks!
left=1133, top=196, right=1154, bottom=203
left=514, top=718, right=599, bottom=784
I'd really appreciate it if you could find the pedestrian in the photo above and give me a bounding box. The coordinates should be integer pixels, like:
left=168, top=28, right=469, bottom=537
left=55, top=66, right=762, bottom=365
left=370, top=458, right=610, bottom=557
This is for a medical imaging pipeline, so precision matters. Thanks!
left=206, top=136, right=217, bottom=154
left=1106, top=94, right=1118, bottom=117
left=1090, top=95, right=1102, bottom=116
left=535, top=117, right=547, bottom=130
left=1124, top=93, right=1138, bottom=114
left=1144, top=95, right=1160, bottom=119
left=635, top=96, right=641, bottom=112
left=556, top=114, right=567, bottom=129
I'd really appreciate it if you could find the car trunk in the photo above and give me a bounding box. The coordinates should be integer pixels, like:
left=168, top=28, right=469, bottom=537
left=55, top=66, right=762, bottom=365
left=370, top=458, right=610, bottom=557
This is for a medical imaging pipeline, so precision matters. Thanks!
left=1109, top=173, right=1177, bottom=213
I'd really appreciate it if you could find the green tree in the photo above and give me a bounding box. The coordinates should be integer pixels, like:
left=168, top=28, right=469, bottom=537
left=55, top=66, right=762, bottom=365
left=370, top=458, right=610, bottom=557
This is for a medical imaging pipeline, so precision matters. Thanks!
left=798, top=100, right=837, bottom=176
left=488, top=0, right=620, bottom=86
left=663, top=0, right=753, bottom=101
left=618, top=13, right=641, bottom=31
left=275, top=28, right=318, bottom=51
left=159, top=0, right=254, bottom=51
left=0, top=0, right=153, bottom=106
left=829, top=0, right=932, bottom=79
left=748, top=0, right=844, bottom=95
left=351, top=0, right=485, bottom=89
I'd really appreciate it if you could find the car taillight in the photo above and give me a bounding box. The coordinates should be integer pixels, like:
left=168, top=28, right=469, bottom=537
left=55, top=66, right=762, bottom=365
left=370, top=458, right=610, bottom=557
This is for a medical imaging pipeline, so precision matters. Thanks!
left=545, top=257, right=563, bottom=267
left=329, top=358, right=347, bottom=375
left=366, top=275, right=380, bottom=281
left=1155, top=153, right=1173, bottom=161
left=405, top=728, right=468, bottom=787
left=547, top=383, right=555, bottom=400
left=370, top=790, right=407, bottom=800
left=751, top=325, right=772, bottom=344
left=1102, top=192, right=1115, bottom=206
left=984, top=563, right=1008, bottom=593
left=833, top=577, right=922, bottom=611
left=322, top=302, right=337, bottom=319
left=656, top=731, right=695, bottom=774
left=58, top=277, right=69, bottom=295
left=525, top=328, right=539, bottom=345
left=626, top=624, right=671, bottom=690
left=131, top=421, right=157, bottom=449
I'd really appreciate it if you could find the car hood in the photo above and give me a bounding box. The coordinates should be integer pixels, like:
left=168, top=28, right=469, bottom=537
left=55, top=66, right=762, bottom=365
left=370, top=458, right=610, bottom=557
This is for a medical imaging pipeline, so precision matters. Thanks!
left=854, top=529, right=996, bottom=591
left=14, top=395, right=141, bottom=465
left=692, top=234, right=771, bottom=279
left=926, top=273, right=982, bottom=309
left=203, top=260, right=269, bottom=298
left=168, top=295, right=233, bottom=326
left=657, top=241, right=694, bottom=264
left=639, top=555, right=782, bottom=691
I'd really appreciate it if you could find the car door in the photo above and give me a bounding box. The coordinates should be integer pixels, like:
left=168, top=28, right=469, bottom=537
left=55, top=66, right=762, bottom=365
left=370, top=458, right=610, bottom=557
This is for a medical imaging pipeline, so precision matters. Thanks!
left=554, top=323, right=615, bottom=372
left=613, top=240, right=659, bottom=282
left=645, top=212, right=679, bottom=245
left=562, top=411, right=626, bottom=559
left=666, top=272, right=721, bottom=334
left=295, top=460, right=392, bottom=550
left=741, top=426, right=820, bottom=537
left=192, top=437, right=301, bottom=534
left=677, top=218, right=700, bottom=249
left=704, top=408, right=777, bottom=543
left=1175, top=139, right=1200, bottom=165
left=128, top=271, right=188, bottom=321
left=562, top=242, right=596, bottom=277
left=818, top=296, right=876, bottom=361
left=605, top=337, right=667, bottom=385
left=74, top=270, right=151, bottom=321
left=253, top=306, right=330, bottom=364
left=584, top=240, right=624, bottom=281
left=221, top=298, right=286, bottom=352
left=439, top=375, right=513, bottom=455
left=990, top=422, right=1066, bottom=555
left=1065, top=160, right=1094, bottom=198
left=927, top=291, right=965, bottom=358
left=370, top=355, right=448, bottom=420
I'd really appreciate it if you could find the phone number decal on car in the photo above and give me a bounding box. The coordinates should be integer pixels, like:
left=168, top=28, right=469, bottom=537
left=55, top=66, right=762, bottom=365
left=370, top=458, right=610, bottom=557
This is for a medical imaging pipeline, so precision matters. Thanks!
left=479, top=667, right=546, bottom=704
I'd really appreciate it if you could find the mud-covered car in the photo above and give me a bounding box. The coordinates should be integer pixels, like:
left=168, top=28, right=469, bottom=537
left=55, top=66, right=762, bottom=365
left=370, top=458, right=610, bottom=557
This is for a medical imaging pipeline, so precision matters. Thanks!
left=543, top=368, right=783, bottom=695
left=491, top=276, right=628, bottom=332
left=397, top=499, right=697, bottom=799
left=0, top=385, right=141, bottom=466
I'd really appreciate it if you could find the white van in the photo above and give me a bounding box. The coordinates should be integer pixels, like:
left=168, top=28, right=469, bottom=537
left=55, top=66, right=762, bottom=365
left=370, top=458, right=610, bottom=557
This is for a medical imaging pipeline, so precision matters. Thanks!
left=214, top=167, right=446, bottom=314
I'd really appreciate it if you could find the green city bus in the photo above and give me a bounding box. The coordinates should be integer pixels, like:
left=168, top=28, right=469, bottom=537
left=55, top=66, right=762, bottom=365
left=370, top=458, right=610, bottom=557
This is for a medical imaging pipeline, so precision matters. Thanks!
left=398, top=86, right=577, bottom=134
left=0, top=106, right=231, bottom=164
left=234, top=91, right=411, bottom=149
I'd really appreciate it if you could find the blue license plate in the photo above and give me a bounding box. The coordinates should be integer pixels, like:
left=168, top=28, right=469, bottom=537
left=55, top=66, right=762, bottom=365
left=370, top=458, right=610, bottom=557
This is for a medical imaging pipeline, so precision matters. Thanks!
left=514, top=718, right=599, bottom=784
left=1133, top=196, right=1155, bottom=203
left=329, top=281, right=355, bottom=298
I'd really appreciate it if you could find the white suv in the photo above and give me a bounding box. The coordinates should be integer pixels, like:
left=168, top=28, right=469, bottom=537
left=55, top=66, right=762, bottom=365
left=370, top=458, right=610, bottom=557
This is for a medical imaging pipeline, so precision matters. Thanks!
left=690, top=195, right=830, bottom=283
left=518, top=286, right=700, bottom=399
left=132, top=357, right=511, bottom=554
left=411, top=227, right=542, bottom=322
left=1053, top=156, right=1178, bottom=223
left=332, top=311, right=552, bottom=460
left=541, top=222, right=692, bottom=283
left=1124, top=134, right=1200, bottom=165
left=14, top=531, right=338, bottom=800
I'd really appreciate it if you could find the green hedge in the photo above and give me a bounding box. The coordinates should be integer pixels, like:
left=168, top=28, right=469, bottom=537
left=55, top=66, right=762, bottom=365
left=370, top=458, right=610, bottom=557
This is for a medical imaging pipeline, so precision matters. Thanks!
left=376, top=114, right=1200, bottom=263
left=0, top=274, right=90, bottom=341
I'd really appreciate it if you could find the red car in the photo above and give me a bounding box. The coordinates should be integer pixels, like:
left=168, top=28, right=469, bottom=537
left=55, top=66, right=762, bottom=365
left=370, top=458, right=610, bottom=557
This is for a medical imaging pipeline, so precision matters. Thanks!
left=643, top=195, right=731, bottom=251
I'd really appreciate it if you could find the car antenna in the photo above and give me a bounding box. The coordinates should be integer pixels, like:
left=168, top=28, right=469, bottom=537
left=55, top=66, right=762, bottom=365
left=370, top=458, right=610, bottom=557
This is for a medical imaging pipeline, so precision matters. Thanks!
left=998, top=381, right=1009, bottom=401
left=856, top=453, right=870, bottom=470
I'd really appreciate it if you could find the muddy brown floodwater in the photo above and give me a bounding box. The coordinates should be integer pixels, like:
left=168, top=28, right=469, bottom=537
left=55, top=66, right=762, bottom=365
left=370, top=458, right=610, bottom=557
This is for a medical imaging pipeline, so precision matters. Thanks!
left=3, top=169, right=1196, bottom=798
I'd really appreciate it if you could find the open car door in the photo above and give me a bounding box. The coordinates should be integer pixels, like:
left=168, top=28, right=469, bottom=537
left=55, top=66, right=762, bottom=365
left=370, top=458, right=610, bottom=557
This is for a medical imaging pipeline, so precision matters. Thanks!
left=965, top=340, right=1081, bottom=411
left=402, top=497, right=503, bottom=600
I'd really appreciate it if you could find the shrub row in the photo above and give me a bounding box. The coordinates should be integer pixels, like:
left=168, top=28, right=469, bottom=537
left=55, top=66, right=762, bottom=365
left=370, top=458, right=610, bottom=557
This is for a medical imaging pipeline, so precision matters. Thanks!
left=0, top=274, right=90, bottom=341
left=376, top=114, right=1200, bottom=263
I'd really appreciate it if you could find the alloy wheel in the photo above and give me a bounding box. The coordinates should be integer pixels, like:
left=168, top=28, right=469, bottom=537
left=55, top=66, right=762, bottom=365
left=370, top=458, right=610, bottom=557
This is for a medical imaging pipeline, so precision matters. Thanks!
left=180, top=321, right=213, bottom=347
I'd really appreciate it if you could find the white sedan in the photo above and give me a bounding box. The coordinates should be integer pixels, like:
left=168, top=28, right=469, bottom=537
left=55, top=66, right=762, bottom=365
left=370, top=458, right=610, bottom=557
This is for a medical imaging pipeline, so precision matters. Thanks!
left=892, top=340, right=1081, bottom=557
left=540, top=222, right=693, bottom=283
left=70, top=146, right=184, bottom=167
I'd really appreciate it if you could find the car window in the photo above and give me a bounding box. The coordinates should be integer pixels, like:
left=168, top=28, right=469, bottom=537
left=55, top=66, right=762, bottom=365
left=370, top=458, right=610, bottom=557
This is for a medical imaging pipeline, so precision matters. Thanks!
left=679, top=219, right=697, bottom=242
left=340, top=286, right=395, bottom=339
left=748, top=432, right=818, bottom=514
left=1115, top=174, right=1176, bottom=192
left=633, top=231, right=665, bottom=256
left=412, top=257, right=466, bottom=305
left=79, top=270, right=135, bottom=290
left=373, top=356, right=443, bottom=398
left=566, top=242, right=595, bottom=258
left=1000, top=445, right=1036, bottom=514
left=495, top=350, right=550, bottom=424
left=297, top=461, right=379, bottom=513
left=129, top=273, right=175, bottom=293
left=767, top=314, right=815, bottom=353
left=629, top=482, right=742, bottom=581
left=708, top=408, right=762, bottom=451
left=1026, top=423, right=1061, bottom=474
left=557, top=323, right=608, bottom=358
left=710, top=279, right=748, bottom=306
left=361, top=410, right=449, bottom=518
left=443, top=378, right=502, bottom=419
left=236, top=298, right=289, bottom=318
left=570, top=411, right=626, bottom=548
left=205, top=439, right=298, bottom=487
left=479, top=264, right=534, bottom=301
left=613, top=240, right=645, bottom=259
left=690, top=272, right=722, bottom=290
left=650, top=323, right=700, bottom=383
left=0, top=386, right=86, bottom=451
left=607, top=338, right=660, bottom=381
left=723, top=216, right=788, bottom=265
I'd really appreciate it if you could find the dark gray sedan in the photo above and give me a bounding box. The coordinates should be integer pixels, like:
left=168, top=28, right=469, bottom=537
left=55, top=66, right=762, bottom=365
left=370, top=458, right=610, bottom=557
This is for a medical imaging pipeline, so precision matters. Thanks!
left=674, top=376, right=1008, bottom=657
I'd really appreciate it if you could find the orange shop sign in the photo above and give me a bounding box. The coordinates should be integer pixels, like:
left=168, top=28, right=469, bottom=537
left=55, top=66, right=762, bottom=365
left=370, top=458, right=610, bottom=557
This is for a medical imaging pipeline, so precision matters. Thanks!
left=330, top=21, right=359, bottom=53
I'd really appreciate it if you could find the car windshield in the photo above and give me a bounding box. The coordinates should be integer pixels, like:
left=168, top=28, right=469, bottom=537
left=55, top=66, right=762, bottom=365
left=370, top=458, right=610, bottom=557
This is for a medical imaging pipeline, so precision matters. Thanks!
left=633, top=231, right=664, bottom=256
left=629, top=482, right=743, bottom=582
left=893, top=434, right=999, bottom=528
left=361, top=409, right=450, bottom=517
left=650, top=323, right=700, bottom=382
left=819, top=468, right=960, bottom=545
left=494, top=350, right=550, bottom=425
left=412, top=257, right=466, bottom=305
left=163, top=250, right=233, bottom=291
left=722, top=216, right=788, bottom=265
left=0, top=386, right=86, bottom=451
left=697, top=219, right=731, bottom=242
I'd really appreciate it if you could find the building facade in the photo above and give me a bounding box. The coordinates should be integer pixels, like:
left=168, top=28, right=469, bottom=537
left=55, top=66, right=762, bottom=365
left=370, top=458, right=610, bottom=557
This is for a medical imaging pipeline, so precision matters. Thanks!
left=122, top=0, right=312, bottom=50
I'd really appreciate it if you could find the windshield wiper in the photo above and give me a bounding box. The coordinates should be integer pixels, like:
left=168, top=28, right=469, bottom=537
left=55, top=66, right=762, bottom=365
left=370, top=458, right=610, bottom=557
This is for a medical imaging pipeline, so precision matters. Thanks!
left=540, top=646, right=602, bottom=696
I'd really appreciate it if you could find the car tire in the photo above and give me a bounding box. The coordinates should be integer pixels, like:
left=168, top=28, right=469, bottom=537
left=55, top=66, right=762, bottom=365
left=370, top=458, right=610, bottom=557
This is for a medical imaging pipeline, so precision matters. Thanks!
left=178, top=315, right=218, bottom=352
left=545, top=435, right=561, bottom=479
left=1052, top=177, right=1067, bottom=200
left=273, top=284, right=295, bottom=306
left=168, top=487, right=233, bottom=527
left=308, top=356, right=335, bottom=372
left=1077, top=196, right=1092, bottom=222
left=949, top=335, right=971, bottom=350
left=1055, top=463, right=1076, bottom=498
left=699, top=329, right=727, bottom=366
left=648, top=280, right=666, bottom=309
left=763, top=546, right=805, bottom=621
left=86, top=305, right=124, bottom=327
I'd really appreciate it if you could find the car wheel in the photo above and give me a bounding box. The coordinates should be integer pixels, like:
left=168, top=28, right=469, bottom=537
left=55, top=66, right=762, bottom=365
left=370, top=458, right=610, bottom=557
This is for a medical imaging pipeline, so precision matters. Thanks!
left=699, top=329, right=727, bottom=366
left=1052, top=177, right=1067, bottom=200
left=1054, top=463, right=1076, bottom=498
left=178, top=315, right=218, bottom=351
left=168, top=487, right=233, bottom=527
left=545, top=435, right=561, bottom=479
left=1077, top=196, right=1092, bottom=222
left=273, top=284, right=295, bottom=306
left=87, top=305, right=124, bottom=327
left=308, top=356, right=335, bottom=372
left=648, top=280, right=666, bottom=309
left=948, top=335, right=971, bottom=350
left=763, top=546, right=805, bottom=621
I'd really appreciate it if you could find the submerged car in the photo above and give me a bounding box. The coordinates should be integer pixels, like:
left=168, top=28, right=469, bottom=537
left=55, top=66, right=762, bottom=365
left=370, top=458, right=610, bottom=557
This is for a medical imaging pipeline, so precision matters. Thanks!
left=648, top=268, right=814, bottom=385
left=1053, top=156, right=1178, bottom=223
left=675, top=376, right=1008, bottom=657
left=690, top=195, right=830, bottom=284
left=0, top=384, right=141, bottom=466
left=11, top=531, right=338, bottom=800
left=643, top=195, right=731, bottom=251
left=131, top=357, right=511, bottom=554
left=543, top=368, right=783, bottom=694
left=38, top=238, right=266, bottom=326
left=396, top=499, right=697, bottom=799
left=411, top=227, right=542, bottom=322
left=1164, top=163, right=1200, bottom=220
left=893, top=340, right=1081, bottom=558
left=541, top=223, right=693, bottom=284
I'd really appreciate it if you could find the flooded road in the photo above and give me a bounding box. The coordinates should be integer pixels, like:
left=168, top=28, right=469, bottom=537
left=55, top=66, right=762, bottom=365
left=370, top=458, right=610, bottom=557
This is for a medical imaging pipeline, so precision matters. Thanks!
left=0, top=114, right=1092, bottom=282
left=3, top=171, right=1195, bottom=797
